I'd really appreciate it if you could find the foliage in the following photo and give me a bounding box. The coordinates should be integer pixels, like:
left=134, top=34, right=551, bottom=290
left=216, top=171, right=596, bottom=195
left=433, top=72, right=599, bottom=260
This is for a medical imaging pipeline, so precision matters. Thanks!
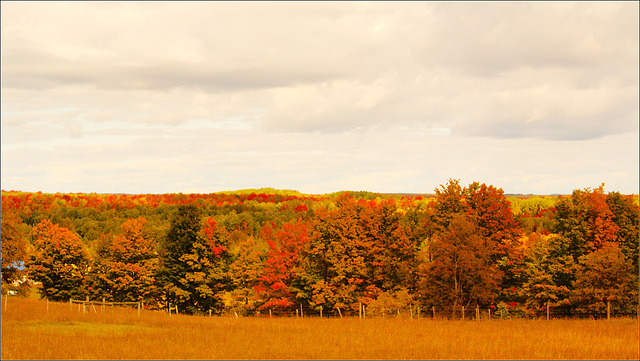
left=1, top=182, right=637, bottom=317
left=1, top=204, right=29, bottom=295
left=571, top=242, right=637, bottom=316
left=26, top=219, right=92, bottom=301
left=157, top=205, right=231, bottom=314
left=418, top=214, right=501, bottom=315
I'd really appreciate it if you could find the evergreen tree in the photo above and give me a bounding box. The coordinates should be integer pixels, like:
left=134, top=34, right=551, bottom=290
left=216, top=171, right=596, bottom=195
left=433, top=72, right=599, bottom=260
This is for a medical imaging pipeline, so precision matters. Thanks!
left=157, top=205, right=231, bottom=314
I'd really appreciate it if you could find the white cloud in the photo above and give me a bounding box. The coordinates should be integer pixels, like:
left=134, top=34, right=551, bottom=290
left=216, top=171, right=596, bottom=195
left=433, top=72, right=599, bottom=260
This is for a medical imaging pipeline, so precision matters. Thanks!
left=1, top=2, right=638, bottom=194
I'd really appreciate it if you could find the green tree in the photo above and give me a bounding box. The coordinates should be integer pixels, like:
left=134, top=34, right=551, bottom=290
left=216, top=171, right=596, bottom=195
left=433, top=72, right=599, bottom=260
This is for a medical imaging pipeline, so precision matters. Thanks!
left=157, top=205, right=231, bottom=315
left=26, top=219, right=92, bottom=301
left=227, top=236, right=266, bottom=315
left=606, top=192, right=639, bottom=271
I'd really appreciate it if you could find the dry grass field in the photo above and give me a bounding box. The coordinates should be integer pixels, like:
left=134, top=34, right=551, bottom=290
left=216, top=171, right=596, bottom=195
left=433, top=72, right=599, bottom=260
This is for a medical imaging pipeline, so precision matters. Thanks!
left=1, top=296, right=638, bottom=360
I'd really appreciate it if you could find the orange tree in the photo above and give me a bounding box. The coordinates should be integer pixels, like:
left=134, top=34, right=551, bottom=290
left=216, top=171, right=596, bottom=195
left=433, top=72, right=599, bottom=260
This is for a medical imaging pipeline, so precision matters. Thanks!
left=91, top=217, right=160, bottom=305
left=465, top=182, right=524, bottom=304
left=423, top=179, right=523, bottom=310
left=571, top=242, right=637, bottom=316
left=417, top=213, right=501, bottom=315
left=1, top=202, right=29, bottom=295
left=26, top=219, right=92, bottom=301
left=306, top=194, right=422, bottom=316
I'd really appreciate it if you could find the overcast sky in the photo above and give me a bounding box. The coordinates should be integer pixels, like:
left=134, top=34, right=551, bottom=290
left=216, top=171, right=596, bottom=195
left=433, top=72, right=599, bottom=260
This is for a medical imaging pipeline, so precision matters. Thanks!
left=2, top=2, right=638, bottom=195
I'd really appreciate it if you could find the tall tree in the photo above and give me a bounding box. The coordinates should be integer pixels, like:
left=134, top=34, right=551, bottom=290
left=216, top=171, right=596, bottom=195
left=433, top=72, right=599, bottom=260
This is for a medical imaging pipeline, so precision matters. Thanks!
left=1, top=206, right=29, bottom=295
left=605, top=192, right=639, bottom=271
left=26, top=219, right=92, bottom=301
left=103, top=217, right=159, bottom=304
left=571, top=242, right=637, bottom=316
left=157, top=205, right=230, bottom=314
left=417, top=214, right=501, bottom=315
left=254, top=219, right=311, bottom=313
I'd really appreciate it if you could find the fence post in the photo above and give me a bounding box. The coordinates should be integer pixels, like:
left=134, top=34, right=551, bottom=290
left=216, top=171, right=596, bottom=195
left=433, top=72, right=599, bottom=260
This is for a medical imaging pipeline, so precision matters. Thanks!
left=176, top=305, right=178, bottom=315
left=547, top=302, right=550, bottom=321
left=476, top=305, right=479, bottom=321
left=410, top=304, right=413, bottom=320
left=363, top=305, right=366, bottom=319
left=70, top=299, right=72, bottom=311
left=269, top=309, right=272, bottom=318
left=432, top=306, right=435, bottom=319
left=488, top=308, right=491, bottom=319
left=296, top=309, right=299, bottom=318
left=359, top=302, right=362, bottom=320
left=462, top=306, right=465, bottom=321
left=607, top=301, right=610, bottom=320
left=209, top=309, right=212, bottom=317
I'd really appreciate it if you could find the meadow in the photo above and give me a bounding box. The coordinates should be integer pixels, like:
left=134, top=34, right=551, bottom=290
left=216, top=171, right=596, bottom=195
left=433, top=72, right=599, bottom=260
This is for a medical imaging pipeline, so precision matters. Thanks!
left=1, top=296, right=638, bottom=360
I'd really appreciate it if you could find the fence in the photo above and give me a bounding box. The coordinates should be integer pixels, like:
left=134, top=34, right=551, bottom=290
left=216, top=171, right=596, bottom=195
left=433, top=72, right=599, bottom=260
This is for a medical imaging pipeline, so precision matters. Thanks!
left=70, top=297, right=143, bottom=316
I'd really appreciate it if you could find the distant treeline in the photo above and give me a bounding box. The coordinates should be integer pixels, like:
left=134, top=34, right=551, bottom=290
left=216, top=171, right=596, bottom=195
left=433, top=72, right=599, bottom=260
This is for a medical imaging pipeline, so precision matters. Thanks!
left=1, top=181, right=638, bottom=318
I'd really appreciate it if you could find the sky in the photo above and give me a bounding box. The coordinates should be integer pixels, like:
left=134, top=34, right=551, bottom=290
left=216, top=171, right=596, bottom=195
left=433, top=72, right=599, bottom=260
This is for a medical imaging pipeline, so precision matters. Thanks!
left=1, top=1, right=638, bottom=196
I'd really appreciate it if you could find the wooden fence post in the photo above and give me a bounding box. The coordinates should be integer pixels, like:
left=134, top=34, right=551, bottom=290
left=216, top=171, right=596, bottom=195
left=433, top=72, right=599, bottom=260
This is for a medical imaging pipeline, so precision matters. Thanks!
left=432, top=306, right=435, bottom=319
left=209, top=309, right=212, bottom=317
left=462, top=306, right=465, bottom=321
left=488, top=308, right=491, bottom=319
left=70, top=299, right=72, bottom=311
left=359, top=302, right=362, bottom=320
left=547, top=302, right=550, bottom=321
left=607, top=301, right=611, bottom=320
left=296, top=309, right=299, bottom=318
left=176, top=305, right=178, bottom=315
left=476, top=305, right=479, bottom=321
left=269, top=309, right=272, bottom=318
left=410, top=304, right=413, bottom=319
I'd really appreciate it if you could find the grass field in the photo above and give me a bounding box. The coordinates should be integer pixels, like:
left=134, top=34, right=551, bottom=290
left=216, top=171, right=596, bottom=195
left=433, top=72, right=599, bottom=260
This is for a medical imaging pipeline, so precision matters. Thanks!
left=1, top=296, right=638, bottom=360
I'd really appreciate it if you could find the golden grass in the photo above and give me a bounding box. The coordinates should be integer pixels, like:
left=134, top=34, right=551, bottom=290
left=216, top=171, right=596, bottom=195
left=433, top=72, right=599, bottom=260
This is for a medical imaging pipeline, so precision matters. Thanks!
left=2, top=296, right=638, bottom=360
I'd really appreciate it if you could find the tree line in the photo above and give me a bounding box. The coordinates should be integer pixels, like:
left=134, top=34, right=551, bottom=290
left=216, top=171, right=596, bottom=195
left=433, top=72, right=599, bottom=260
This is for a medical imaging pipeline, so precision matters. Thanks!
left=1, top=181, right=638, bottom=318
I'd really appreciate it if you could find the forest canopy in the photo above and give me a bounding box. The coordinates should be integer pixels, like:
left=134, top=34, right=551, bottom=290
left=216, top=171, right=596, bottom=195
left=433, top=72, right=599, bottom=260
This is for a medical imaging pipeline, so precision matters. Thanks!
left=1, top=181, right=638, bottom=318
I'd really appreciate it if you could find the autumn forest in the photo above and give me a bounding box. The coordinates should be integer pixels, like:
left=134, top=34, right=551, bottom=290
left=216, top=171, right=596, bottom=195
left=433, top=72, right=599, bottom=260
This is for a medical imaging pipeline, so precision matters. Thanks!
left=1, top=180, right=638, bottom=319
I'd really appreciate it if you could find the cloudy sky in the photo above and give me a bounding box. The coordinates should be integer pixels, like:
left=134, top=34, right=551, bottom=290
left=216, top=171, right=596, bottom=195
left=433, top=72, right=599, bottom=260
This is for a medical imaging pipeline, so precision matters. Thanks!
left=2, top=2, right=638, bottom=195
